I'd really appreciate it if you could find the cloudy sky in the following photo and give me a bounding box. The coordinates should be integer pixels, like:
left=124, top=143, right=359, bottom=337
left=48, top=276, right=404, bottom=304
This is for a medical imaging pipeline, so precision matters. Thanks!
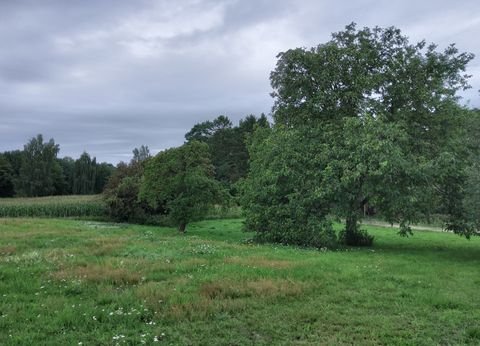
left=1, top=0, right=479, bottom=163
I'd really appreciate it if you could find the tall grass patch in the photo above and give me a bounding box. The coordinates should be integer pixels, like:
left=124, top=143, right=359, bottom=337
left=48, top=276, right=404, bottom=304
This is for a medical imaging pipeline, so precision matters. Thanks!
left=0, top=195, right=106, bottom=218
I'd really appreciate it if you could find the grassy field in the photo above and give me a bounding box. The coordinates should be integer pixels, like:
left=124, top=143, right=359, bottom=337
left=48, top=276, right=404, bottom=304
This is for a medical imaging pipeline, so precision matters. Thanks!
left=0, top=195, right=106, bottom=218
left=0, top=218, right=479, bottom=345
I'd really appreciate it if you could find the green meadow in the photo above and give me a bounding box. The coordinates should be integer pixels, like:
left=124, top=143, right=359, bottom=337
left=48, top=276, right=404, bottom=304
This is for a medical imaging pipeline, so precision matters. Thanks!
left=0, top=218, right=479, bottom=345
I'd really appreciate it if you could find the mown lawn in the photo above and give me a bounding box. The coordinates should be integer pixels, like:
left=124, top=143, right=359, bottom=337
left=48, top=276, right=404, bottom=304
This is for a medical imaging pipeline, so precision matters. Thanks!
left=0, top=218, right=479, bottom=345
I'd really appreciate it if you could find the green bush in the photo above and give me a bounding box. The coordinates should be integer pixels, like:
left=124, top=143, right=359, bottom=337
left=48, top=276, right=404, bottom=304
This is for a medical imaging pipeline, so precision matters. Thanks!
left=102, top=157, right=166, bottom=223
left=339, top=228, right=374, bottom=247
left=103, top=176, right=148, bottom=222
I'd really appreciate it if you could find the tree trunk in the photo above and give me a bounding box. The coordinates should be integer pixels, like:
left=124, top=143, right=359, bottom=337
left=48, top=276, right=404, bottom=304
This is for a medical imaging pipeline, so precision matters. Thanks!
left=345, top=213, right=358, bottom=240
left=178, top=222, right=187, bottom=234
left=344, top=208, right=373, bottom=246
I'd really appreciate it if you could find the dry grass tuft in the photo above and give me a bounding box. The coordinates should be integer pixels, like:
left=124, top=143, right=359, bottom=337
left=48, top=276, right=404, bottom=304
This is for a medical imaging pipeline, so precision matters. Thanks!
left=44, top=249, right=73, bottom=263
left=169, top=298, right=248, bottom=320
left=180, top=258, right=209, bottom=267
left=200, top=279, right=303, bottom=300
left=87, top=238, right=126, bottom=256
left=53, top=264, right=142, bottom=285
left=225, top=256, right=295, bottom=269
left=136, top=282, right=169, bottom=307
left=0, top=245, right=16, bottom=256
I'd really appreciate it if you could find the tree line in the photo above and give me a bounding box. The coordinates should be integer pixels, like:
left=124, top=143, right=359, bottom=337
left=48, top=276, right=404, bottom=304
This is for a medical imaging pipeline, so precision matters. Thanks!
left=103, top=115, right=269, bottom=227
left=0, top=134, right=115, bottom=197
left=105, top=23, right=479, bottom=247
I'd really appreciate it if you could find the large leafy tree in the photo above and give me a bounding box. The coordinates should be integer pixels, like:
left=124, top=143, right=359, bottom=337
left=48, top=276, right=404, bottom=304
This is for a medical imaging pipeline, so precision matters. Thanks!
left=245, top=23, right=476, bottom=246
left=140, top=141, right=224, bottom=232
left=73, top=152, right=97, bottom=195
left=16, top=134, right=63, bottom=197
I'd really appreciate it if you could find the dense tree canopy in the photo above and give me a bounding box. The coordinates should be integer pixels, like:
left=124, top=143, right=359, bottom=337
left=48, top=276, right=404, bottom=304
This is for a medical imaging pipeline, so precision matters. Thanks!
left=0, top=136, right=115, bottom=197
left=16, top=134, right=63, bottom=197
left=241, top=126, right=337, bottom=247
left=185, top=115, right=233, bottom=142
left=73, top=152, right=97, bottom=195
left=185, top=114, right=269, bottom=185
left=461, top=109, right=480, bottom=234
left=140, top=141, right=224, bottom=232
left=244, top=23, right=477, bottom=246
left=103, top=147, right=152, bottom=223
left=0, top=155, right=15, bottom=197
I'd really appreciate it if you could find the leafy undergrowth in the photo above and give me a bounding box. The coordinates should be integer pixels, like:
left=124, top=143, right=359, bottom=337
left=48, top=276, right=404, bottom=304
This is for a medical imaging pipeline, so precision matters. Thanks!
left=0, top=218, right=479, bottom=345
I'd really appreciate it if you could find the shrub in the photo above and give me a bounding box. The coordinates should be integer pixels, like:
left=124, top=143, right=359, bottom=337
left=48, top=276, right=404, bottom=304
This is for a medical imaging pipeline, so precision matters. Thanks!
left=104, top=176, right=146, bottom=222
left=103, top=159, right=159, bottom=223
left=339, top=228, right=374, bottom=247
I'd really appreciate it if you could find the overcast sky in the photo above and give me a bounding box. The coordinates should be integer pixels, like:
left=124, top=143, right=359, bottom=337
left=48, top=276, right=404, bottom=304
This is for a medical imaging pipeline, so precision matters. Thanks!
left=1, top=0, right=479, bottom=163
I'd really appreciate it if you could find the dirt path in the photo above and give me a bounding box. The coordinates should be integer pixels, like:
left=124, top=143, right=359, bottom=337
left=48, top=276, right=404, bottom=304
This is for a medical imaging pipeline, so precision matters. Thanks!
left=361, top=220, right=445, bottom=233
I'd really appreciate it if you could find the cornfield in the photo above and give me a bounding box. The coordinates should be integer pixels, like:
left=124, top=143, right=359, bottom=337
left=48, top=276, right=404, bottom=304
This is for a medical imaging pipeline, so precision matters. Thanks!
left=0, top=195, right=107, bottom=218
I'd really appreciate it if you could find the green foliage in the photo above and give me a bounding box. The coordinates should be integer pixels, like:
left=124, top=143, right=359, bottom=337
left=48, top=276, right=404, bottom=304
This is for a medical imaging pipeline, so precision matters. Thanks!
left=57, top=157, right=75, bottom=195
left=185, top=115, right=233, bottom=142
left=271, top=23, right=473, bottom=128
left=140, top=141, right=224, bottom=232
left=325, top=117, right=434, bottom=239
left=0, top=195, right=106, bottom=217
left=0, top=155, right=15, bottom=197
left=460, top=109, right=480, bottom=235
left=339, top=227, right=374, bottom=246
left=103, top=158, right=151, bottom=223
left=1, top=137, right=114, bottom=197
left=241, top=126, right=337, bottom=248
left=16, top=134, right=63, bottom=197
left=94, top=162, right=115, bottom=194
left=186, top=114, right=269, bottom=185
left=73, top=152, right=97, bottom=195
left=252, top=23, right=476, bottom=246
left=104, top=176, right=145, bottom=222
left=2, top=150, right=23, bottom=179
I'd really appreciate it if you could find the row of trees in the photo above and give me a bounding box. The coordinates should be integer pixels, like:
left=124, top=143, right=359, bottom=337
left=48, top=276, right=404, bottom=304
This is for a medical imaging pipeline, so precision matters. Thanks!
left=185, top=114, right=269, bottom=186
left=0, top=134, right=115, bottom=197
left=104, top=115, right=268, bottom=229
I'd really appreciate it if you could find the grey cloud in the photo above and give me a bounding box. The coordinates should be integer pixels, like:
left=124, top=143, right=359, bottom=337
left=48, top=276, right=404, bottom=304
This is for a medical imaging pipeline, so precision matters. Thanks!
left=0, top=0, right=479, bottom=163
